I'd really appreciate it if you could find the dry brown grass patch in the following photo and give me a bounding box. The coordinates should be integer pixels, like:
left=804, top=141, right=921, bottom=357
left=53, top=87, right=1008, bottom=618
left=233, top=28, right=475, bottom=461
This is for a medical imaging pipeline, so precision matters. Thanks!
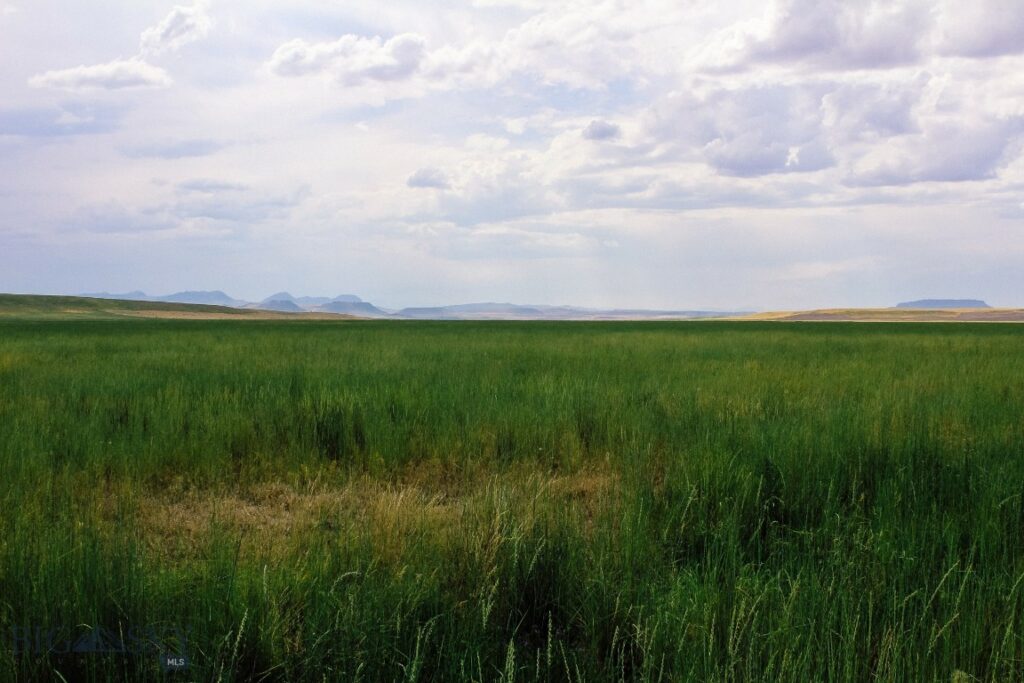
left=136, top=466, right=619, bottom=563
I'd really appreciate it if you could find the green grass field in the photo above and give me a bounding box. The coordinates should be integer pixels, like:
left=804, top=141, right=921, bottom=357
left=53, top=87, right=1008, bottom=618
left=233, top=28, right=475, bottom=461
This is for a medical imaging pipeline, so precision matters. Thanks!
left=1, top=315, right=1023, bottom=681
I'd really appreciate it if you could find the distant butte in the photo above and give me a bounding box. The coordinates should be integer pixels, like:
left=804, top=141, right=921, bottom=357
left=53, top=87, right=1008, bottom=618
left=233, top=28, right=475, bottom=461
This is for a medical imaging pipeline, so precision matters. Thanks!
left=896, top=299, right=990, bottom=309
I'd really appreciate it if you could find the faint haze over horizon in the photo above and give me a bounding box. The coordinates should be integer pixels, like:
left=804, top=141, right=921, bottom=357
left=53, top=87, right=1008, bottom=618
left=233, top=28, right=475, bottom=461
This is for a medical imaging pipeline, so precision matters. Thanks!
left=1, top=1, right=1023, bottom=311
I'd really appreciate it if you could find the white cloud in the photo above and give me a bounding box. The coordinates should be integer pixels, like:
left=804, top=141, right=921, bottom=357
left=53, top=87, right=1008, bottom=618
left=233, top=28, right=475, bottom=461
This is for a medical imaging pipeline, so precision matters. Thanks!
left=28, top=2, right=211, bottom=91
left=140, top=2, right=213, bottom=56
left=265, top=1, right=696, bottom=96
left=269, top=33, right=427, bottom=84
left=28, top=58, right=171, bottom=92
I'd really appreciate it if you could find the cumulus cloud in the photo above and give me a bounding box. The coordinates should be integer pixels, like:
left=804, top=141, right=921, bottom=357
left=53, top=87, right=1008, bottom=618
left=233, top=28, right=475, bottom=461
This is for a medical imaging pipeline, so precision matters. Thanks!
left=269, top=33, right=427, bottom=84
left=700, top=0, right=932, bottom=71
left=847, top=117, right=1024, bottom=186
left=407, top=168, right=450, bottom=189
left=644, top=85, right=835, bottom=176
left=28, top=59, right=171, bottom=92
left=821, top=80, right=924, bottom=140
left=140, top=2, right=213, bottom=56
left=29, top=2, right=211, bottom=91
left=582, top=120, right=621, bottom=140
left=265, top=2, right=687, bottom=95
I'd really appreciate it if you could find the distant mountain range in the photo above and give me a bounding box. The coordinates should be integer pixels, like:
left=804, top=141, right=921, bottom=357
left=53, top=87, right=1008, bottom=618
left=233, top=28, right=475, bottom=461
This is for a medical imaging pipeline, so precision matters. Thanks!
left=79, top=290, right=741, bottom=320
left=896, top=299, right=990, bottom=309
left=78, top=290, right=996, bottom=319
left=82, top=290, right=247, bottom=307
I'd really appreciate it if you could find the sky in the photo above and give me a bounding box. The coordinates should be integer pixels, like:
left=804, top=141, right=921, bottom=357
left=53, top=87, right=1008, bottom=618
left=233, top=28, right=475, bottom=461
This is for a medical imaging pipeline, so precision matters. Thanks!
left=1, top=0, right=1023, bottom=310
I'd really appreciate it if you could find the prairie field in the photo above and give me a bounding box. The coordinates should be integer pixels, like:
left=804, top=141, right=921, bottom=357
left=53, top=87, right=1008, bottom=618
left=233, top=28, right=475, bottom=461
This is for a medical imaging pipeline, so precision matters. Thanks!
left=1, top=317, right=1024, bottom=681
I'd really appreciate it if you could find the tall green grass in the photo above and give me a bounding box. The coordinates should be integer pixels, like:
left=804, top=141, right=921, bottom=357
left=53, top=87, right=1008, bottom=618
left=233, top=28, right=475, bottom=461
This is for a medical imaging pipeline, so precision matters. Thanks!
left=0, top=319, right=1023, bottom=680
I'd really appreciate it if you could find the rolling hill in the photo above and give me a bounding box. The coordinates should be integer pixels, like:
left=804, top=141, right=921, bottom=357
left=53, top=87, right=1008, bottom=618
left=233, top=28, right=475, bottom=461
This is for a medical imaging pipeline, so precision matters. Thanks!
left=0, top=294, right=357, bottom=320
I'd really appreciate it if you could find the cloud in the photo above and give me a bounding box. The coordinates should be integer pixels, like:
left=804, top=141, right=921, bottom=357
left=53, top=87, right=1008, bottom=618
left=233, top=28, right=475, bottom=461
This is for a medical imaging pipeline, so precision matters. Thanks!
left=821, top=80, right=924, bottom=140
left=436, top=176, right=556, bottom=226
left=0, top=104, right=120, bottom=137
left=70, top=186, right=308, bottom=235
left=269, top=33, right=428, bottom=84
left=125, top=139, right=225, bottom=159
left=28, top=2, right=211, bottom=92
left=166, top=184, right=309, bottom=223
left=645, top=85, right=835, bottom=176
left=177, top=179, right=248, bottom=193
left=72, top=202, right=175, bottom=234
left=582, top=120, right=621, bottom=140
left=701, top=0, right=932, bottom=71
left=140, top=2, right=213, bottom=56
left=407, top=167, right=450, bottom=189
left=937, top=0, right=1024, bottom=57
left=10, top=1, right=1024, bottom=309
left=170, top=192, right=304, bottom=223
left=28, top=59, right=171, bottom=92
left=265, top=2, right=684, bottom=96
left=847, top=117, right=1024, bottom=186
left=470, top=0, right=547, bottom=8
left=408, top=220, right=596, bottom=261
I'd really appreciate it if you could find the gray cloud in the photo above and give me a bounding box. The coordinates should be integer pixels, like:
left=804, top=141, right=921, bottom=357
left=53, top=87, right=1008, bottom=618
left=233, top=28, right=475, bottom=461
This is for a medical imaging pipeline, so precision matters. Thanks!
left=847, top=118, right=1024, bottom=186
left=582, top=120, right=621, bottom=141
left=177, top=179, right=248, bottom=193
left=821, top=80, right=923, bottom=140
left=438, top=187, right=554, bottom=226
left=649, top=85, right=835, bottom=176
left=125, top=139, right=225, bottom=159
left=407, top=167, right=450, bottom=189
left=72, top=202, right=175, bottom=234
left=405, top=220, right=597, bottom=261
left=70, top=185, right=308, bottom=235
left=0, top=104, right=120, bottom=137
left=706, top=138, right=833, bottom=177
left=723, top=0, right=931, bottom=71
left=169, top=186, right=309, bottom=222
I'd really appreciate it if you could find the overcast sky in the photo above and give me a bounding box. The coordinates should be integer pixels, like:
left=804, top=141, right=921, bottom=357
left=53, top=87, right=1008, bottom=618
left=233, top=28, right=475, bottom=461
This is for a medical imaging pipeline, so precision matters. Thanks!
left=1, top=0, right=1023, bottom=309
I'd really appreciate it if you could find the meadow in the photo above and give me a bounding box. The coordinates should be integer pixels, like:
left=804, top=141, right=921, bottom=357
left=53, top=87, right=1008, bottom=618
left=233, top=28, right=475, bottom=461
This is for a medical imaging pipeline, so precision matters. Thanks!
left=1, top=316, right=1023, bottom=681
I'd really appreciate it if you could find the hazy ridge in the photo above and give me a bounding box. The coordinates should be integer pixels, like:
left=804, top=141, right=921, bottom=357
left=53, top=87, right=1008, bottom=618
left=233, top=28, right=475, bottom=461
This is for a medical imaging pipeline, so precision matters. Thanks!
left=78, top=290, right=744, bottom=320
